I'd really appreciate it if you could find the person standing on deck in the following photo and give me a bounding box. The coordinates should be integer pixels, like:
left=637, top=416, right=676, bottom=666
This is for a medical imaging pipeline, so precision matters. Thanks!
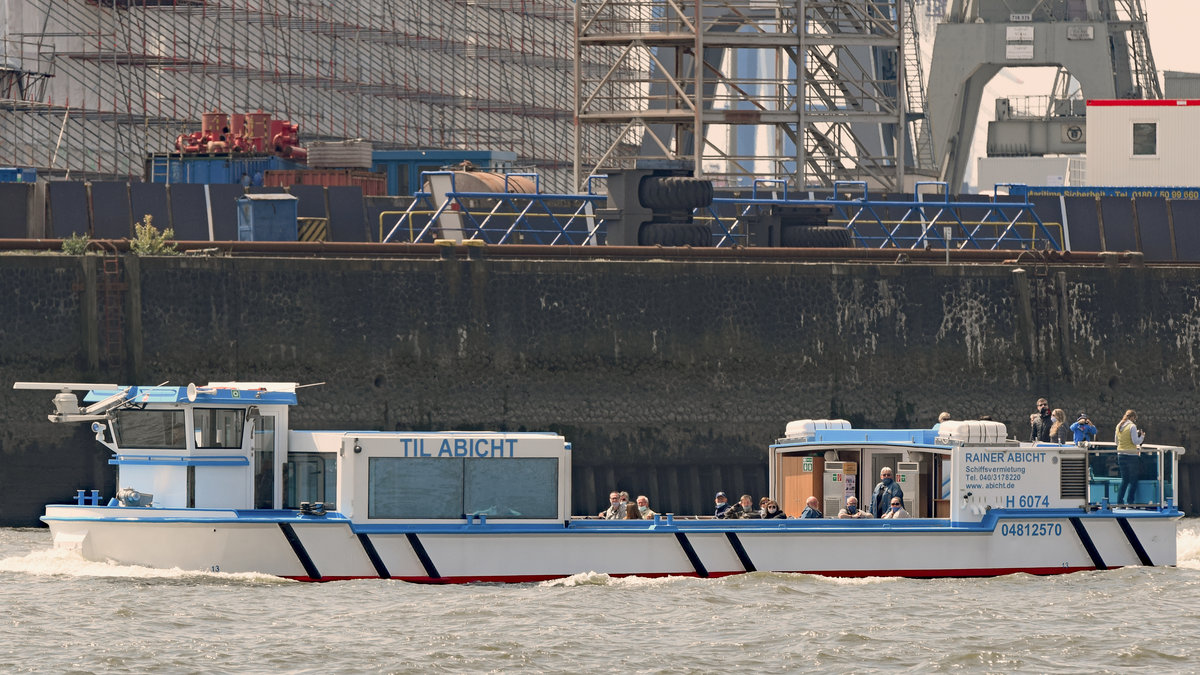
left=1115, top=410, right=1146, bottom=505
left=1071, top=413, right=1098, bottom=444
left=1030, top=398, right=1053, bottom=442
left=870, top=467, right=904, bottom=518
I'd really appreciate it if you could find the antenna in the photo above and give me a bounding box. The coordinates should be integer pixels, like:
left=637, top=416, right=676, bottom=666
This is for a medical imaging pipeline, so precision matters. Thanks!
left=13, top=382, right=120, bottom=391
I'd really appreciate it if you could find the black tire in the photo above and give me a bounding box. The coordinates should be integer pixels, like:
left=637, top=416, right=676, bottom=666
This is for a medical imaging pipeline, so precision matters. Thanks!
left=639, top=222, right=713, bottom=247
left=780, top=225, right=853, bottom=248
left=638, top=176, right=714, bottom=211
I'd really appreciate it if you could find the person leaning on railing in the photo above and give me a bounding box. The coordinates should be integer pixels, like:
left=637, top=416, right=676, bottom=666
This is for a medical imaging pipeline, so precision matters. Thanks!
left=1114, top=410, right=1146, bottom=505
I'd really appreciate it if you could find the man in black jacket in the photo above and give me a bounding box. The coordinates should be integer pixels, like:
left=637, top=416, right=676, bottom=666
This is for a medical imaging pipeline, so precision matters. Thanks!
left=1030, top=397, right=1052, bottom=442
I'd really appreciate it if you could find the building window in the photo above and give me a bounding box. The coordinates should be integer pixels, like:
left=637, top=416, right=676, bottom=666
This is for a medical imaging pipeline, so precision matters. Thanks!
left=1132, top=122, right=1156, bottom=156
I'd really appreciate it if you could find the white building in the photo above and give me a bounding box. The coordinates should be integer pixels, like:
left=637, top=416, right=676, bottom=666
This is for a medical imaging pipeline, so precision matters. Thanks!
left=1086, top=100, right=1200, bottom=186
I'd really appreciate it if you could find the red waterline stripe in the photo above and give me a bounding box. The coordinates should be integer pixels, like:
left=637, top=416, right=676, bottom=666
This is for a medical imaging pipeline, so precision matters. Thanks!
left=283, top=566, right=1104, bottom=583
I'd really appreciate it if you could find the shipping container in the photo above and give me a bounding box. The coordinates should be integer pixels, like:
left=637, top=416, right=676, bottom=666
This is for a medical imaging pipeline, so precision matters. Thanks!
left=237, top=194, right=298, bottom=241
left=146, top=154, right=307, bottom=185
left=0, top=167, right=37, bottom=183
left=263, top=168, right=386, bottom=196
left=1086, top=100, right=1200, bottom=187
left=371, top=150, right=517, bottom=195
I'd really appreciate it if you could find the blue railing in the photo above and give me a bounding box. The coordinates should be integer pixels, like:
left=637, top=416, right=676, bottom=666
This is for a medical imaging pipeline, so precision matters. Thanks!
left=380, top=175, right=1063, bottom=251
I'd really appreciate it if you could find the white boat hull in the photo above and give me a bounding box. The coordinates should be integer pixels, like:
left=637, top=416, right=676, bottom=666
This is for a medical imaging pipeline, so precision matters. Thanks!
left=43, top=507, right=1181, bottom=582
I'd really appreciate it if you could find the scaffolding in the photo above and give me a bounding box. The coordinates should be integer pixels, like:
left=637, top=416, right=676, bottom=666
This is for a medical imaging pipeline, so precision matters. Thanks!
left=0, top=0, right=594, bottom=192
left=573, top=0, right=913, bottom=192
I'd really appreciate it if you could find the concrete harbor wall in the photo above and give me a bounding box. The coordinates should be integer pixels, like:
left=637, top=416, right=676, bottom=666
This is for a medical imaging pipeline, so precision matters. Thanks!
left=2, top=253, right=1199, bottom=525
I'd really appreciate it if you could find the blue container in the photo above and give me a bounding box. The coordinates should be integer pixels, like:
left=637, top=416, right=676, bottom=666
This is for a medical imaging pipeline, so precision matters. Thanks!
left=148, top=154, right=305, bottom=185
left=371, top=149, right=517, bottom=195
left=237, top=194, right=299, bottom=241
left=0, top=167, right=37, bottom=183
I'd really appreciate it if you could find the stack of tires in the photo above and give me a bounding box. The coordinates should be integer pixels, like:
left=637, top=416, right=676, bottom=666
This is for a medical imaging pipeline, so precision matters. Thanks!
left=776, top=205, right=851, bottom=248
left=635, top=175, right=714, bottom=246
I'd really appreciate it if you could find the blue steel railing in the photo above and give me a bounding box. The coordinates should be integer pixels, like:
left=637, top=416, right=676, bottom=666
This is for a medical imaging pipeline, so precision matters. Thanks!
left=380, top=175, right=1063, bottom=251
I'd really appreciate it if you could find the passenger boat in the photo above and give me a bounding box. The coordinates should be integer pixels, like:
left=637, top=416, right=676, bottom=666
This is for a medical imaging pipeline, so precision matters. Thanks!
left=15, top=381, right=1185, bottom=582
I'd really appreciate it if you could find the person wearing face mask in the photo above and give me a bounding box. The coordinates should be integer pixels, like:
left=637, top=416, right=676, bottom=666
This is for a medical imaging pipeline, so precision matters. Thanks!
left=880, top=497, right=909, bottom=519
left=761, top=499, right=786, bottom=518
left=870, top=467, right=904, bottom=518
left=713, top=492, right=732, bottom=518
left=635, top=495, right=656, bottom=519
left=1030, top=397, right=1053, bottom=442
left=599, top=491, right=627, bottom=519
left=1048, top=408, right=1071, bottom=444
left=837, top=496, right=873, bottom=519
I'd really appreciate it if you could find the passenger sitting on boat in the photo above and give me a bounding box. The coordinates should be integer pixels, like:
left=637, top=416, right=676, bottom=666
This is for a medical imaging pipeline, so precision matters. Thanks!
left=620, top=491, right=639, bottom=519
left=761, top=500, right=786, bottom=519
left=799, top=496, right=823, bottom=519
left=636, top=495, right=656, bottom=519
left=870, top=467, right=904, bottom=518
left=600, top=491, right=628, bottom=519
left=728, top=494, right=760, bottom=519
left=713, top=492, right=732, bottom=518
left=837, top=496, right=873, bottom=519
left=932, top=411, right=951, bottom=432
left=881, top=498, right=909, bottom=519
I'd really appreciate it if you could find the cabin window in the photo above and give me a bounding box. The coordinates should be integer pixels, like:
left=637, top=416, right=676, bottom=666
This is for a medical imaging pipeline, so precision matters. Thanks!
left=193, top=408, right=245, bottom=449
left=367, top=457, right=559, bottom=519
left=112, top=410, right=186, bottom=449
left=464, top=458, right=558, bottom=518
left=1132, top=122, right=1156, bottom=156
left=369, top=458, right=463, bottom=519
left=284, top=452, right=337, bottom=509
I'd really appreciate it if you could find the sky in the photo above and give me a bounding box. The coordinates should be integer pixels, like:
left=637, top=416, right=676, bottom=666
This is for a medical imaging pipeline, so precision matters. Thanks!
left=1145, top=1, right=1194, bottom=79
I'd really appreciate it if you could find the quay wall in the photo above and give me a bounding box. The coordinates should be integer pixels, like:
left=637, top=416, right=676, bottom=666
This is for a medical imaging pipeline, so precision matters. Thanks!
left=2, top=253, right=1200, bottom=525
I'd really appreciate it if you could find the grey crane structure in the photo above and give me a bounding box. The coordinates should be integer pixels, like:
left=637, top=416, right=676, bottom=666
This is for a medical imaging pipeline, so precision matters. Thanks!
left=574, top=0, right=928, bottom=193
left=926, top=0, right=1160, bottom=192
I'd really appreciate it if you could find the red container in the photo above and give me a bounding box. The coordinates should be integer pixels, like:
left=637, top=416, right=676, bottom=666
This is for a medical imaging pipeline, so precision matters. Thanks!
left=263, top=169, right=387, bottom=196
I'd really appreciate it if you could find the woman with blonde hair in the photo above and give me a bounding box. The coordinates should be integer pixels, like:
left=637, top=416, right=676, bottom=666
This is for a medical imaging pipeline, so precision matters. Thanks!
left=1048, top=408, right=1070, bottom=444
left=1114, top=409, right=1145, bottom=505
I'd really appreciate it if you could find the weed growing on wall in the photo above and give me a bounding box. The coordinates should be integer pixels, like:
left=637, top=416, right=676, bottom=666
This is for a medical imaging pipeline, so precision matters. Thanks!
left=130, top=215, right=179, bottom=256
left=61, top=232, right=91, bottom=255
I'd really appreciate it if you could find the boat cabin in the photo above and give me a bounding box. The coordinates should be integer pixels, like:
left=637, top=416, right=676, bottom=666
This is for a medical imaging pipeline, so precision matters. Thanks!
left=769, top=419, right=1182, bottom=521
left=32, top=382, right=573, bottom=522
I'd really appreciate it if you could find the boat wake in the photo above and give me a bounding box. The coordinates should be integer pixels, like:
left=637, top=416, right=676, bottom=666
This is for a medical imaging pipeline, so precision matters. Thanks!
left=1177, top=520, right=1200, bottom=569
left=0, top=546, right=287, bottom=584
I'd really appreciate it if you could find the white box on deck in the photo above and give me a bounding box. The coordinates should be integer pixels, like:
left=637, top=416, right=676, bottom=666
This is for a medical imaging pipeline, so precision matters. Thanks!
left=937, top=420, right=1007, bottom=445
left=785, top=419, right=851, bottom=440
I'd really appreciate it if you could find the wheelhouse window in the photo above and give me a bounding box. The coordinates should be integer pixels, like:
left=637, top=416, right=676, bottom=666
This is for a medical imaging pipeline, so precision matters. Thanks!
left=193, top=408, right=245, bottom=449
left=1132, top=122, right=1156, bottom=156
left=112, top=409, right=186, bottom=449
left=367, top=457, right=559, bottom=519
